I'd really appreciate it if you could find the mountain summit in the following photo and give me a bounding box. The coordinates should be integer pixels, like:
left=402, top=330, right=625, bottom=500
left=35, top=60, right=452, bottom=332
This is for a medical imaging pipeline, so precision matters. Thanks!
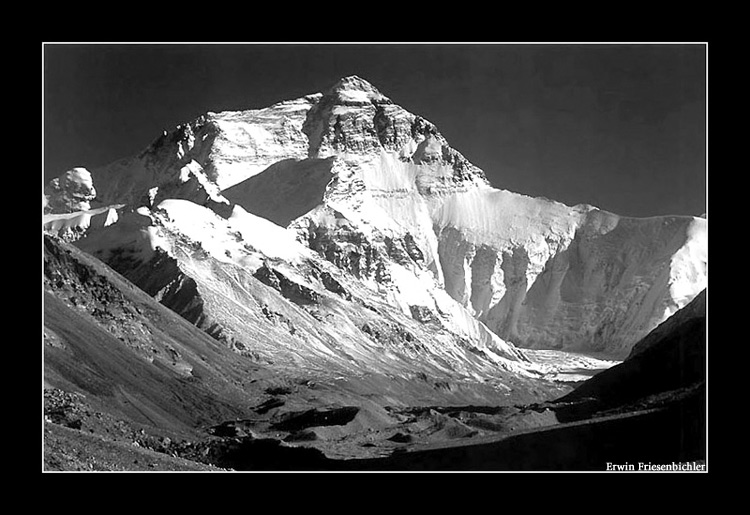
left=325, top=75, right=391, bottom=104
left=45, top=75, right=707, bottom=365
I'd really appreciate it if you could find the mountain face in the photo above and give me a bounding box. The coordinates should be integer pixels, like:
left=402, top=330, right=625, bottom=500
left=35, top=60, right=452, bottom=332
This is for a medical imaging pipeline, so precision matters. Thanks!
left=43, top=232, right=704, bottom=470
left=44, top=234, right=561, bottom=469
left=46, top=75, right=707, bottom=375
left=45, top=167, right=97, bottom=212
left=74, top=198, right=545, bottom=391
left=552, top=288, right=706, bottom=432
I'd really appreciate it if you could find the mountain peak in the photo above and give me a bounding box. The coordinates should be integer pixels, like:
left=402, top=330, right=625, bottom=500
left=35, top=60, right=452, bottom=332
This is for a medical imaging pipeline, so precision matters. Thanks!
left=44, top=167, right=97, bottom=213
left=325, top=75, right=390, bottom=104
left=330, top=75, right=376, bottom=90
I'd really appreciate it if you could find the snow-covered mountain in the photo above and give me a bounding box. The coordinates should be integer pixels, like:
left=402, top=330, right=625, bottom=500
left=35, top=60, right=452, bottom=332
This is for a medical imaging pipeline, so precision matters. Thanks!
left=46, top=75, right=707, bottom=370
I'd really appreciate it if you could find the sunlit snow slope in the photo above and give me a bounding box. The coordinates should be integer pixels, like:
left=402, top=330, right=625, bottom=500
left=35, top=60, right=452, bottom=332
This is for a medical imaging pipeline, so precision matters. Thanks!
left=76, top=197, right=543, bottom=399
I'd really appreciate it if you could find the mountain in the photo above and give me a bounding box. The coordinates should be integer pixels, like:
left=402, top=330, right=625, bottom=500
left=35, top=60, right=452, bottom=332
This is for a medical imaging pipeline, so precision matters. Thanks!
left=56, top=75, right=705, bottom=361
left=42, top=234, right=543, bottom=469
left=42, top=234, right=570, bottom=469
left=45, top=167, right=97, bottom=212
left=347, top=288, right=708, bottom=471
left=42, top=234, right=706, bottom=470
left=46, top=76, right=707, bottom=366
left=43, top=74, right=708, bottom=471
left=552, top=288, right=707, bottom=421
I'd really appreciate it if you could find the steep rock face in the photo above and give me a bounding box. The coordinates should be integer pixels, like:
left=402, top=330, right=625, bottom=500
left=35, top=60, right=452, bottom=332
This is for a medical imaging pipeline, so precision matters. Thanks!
left=521, top=211, right=706, bottom=357
left=45, top=168, right=98, bottom=213
left=554, top=288, right=707, bottom=422
left=89, top=116, right=226, bottom=209
left=87, top=93, right=318, bottom=210
left=300, top=76, right=487, bottom=189
left=627, top=289, right=706, bottom=359
left=430, top=199, right=707, bottom=358
left=203, top=95, right=316, bottom=190
left=60, top=75, right=706, bottom=359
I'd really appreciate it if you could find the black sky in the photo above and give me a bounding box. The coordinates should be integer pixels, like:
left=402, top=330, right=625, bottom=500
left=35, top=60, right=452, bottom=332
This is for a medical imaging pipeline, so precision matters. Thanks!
left=43, top=43, right=706, bottom=218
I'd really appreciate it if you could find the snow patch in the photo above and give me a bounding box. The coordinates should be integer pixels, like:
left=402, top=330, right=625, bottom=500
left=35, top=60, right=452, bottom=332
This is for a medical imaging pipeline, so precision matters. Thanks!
left=228, top=205, right=311, bottom=264
left=43, top=204, right=125, bottom=240
left=666, top=217, right=708, bottom=317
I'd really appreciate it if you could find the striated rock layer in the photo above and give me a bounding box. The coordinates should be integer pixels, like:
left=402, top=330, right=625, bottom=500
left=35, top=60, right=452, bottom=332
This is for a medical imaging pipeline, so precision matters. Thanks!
left=52, top=75, right=706, bottom=360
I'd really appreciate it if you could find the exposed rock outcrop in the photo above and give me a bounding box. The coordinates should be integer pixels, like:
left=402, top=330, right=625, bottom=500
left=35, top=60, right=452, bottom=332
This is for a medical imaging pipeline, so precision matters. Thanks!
left=45, top=168, right=97, bottom=213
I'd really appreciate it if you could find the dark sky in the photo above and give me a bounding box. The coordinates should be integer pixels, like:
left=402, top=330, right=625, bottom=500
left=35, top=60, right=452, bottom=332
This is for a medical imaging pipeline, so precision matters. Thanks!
left=43, top=43, right=706, bottom=218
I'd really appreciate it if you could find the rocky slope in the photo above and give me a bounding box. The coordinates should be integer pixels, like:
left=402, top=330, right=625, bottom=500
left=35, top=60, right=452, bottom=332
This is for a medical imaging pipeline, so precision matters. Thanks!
left=43, top=239, right=705, bottom=470
left=551, top=288, right=707, bottom=422
left=60, top=75, right=706, bottom=360
left=346, top=287, right=708, bottom=471
left=43, top=234, right=571, bottom=470
left=74, top=198, right=546, bottom=392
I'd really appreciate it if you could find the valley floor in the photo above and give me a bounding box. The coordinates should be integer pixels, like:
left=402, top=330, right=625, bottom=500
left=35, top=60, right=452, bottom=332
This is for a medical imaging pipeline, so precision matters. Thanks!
left=42, top=349, right=623, bottom=472
left=43, top=376, right=704, bottom=472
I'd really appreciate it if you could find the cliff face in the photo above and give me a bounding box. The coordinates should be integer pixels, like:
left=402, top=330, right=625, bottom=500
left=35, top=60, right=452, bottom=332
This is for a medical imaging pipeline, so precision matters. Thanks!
left=430, top=202, right=706, bottom=358
left=45, top=168, right=98, bottom=213
left=553, top=288, right=706, bottom=424
left=52, top=75, right=706, bottom=360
